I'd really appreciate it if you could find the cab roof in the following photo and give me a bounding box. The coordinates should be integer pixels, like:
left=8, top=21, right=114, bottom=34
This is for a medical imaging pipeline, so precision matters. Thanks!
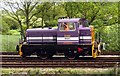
left=58, top=18, right=81, bottom=23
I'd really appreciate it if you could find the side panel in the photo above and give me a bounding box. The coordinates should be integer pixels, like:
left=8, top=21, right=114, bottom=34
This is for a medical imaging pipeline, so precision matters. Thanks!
left=26, top=29, right=57, bottom=44
left=57, top=31, right=79, bottom=44
left=79, top=28, right=92, bottom=44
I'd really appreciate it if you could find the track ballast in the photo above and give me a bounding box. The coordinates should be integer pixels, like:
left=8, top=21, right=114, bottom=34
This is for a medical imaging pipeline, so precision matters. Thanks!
left=1, top=54, right=120, bottom=68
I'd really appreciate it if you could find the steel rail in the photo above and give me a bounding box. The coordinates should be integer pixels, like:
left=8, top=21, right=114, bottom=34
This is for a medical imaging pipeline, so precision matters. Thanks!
left=1, top=55, right=120, bottom=68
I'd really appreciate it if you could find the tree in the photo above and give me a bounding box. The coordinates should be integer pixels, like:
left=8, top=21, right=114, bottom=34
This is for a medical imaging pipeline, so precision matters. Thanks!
left=118, top=1, right=120, bottom=50
left=63, top=2, right=78, bottom=18
left=63, top=2, right=118, bottom=26
left=34, top=2, right=66, bottom=27
left=34, top=2, right=54, bottom=27
left=2, top=0, right=41, bottom=41
left=2, top=13, right=19, bottom=34
left=40, top=2, right=66, bottom=27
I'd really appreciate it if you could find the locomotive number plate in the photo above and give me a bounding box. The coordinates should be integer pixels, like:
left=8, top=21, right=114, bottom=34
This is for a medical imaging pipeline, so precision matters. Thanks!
left=64, top=35, right=71, bottom=40
left=65, top=37, right=70, bottom=40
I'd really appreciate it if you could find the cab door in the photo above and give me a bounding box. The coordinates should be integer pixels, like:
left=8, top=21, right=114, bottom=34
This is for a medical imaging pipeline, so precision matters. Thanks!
left=57, top=22, right=79, bottom=45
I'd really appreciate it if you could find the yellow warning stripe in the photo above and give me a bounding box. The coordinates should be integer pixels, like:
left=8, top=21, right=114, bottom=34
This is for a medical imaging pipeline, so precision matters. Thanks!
left=19, top=44, right=23, bottom=56
left=90, top=26, right=96, bottom=58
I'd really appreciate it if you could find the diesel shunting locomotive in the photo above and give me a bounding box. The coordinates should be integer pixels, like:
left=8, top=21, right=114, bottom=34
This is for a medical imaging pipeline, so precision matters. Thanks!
left=16, top=18, right=101, bottom=59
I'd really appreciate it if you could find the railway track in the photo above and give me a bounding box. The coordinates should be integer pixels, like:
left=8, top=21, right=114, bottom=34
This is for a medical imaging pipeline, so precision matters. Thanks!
left=1, top=55, right=120, bottom=68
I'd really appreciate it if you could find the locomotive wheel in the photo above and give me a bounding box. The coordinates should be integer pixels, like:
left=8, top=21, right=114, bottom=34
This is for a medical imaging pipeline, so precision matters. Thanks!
left=65, top=50, right=77, bottom=60
left=37, top=50, right=49, bottom=60
left=75, top=54, right=80, bottom=59
left=21, top=54, right=26, bottom=58
left=49, top=53, right=54, bottom=58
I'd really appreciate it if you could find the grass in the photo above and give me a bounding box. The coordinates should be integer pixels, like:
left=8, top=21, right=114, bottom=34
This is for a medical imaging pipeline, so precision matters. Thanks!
left=1, top=68, right=120, bottom=75
left=0, top=35, right=20, bottom=52
left=0, top=35, right=2, bottom=51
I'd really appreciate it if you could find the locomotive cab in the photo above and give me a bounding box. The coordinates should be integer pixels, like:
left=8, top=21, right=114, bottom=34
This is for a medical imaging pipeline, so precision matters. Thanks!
left=57, top=18, right=79, bottom=45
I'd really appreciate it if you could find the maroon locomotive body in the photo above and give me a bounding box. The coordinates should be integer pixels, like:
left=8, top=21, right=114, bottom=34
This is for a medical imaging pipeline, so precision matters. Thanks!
left=17, top=18, right=101, bottom=59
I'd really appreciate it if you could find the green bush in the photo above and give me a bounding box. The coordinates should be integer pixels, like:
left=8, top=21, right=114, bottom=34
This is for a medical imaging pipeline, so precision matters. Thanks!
left=45, top=20, right=57, bottom=27
left=6, top=30, right=20, bottom=35
left=1, top=35, right=20, bottom=52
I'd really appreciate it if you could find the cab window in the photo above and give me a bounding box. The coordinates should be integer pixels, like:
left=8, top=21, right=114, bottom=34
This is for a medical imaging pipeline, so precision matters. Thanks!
left=60, top=22, right=75, bottom=31
left=84, top=20, right=89, bottom=27
left=79, top=20, right=89, bottom=27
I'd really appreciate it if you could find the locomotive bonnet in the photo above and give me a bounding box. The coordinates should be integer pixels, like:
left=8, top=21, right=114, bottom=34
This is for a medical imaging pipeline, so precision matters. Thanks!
left=17, top=18, right=101, bottom=59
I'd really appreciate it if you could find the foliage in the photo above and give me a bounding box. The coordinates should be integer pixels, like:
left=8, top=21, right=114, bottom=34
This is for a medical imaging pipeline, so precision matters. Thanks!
left=2, top=13, right=19, bottom=34
left=44, top=20, right=58, bottom=27
left=34, top=2, right=66, bottom=27
left=118, top=1, right=120, bottom=50
left=7, top=30, right=20, bottom=35
left=1, top=35, right=20, bottom=51
left=2, top=0, right=42, bottom=40
left=101, top=25, right=119, bottom=51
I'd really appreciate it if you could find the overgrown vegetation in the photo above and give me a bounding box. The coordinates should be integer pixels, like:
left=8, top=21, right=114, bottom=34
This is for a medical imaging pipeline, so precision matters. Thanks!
left=2, top=68, right=120, bottom=75
left=1, top=1, right=119, bottom=51
left=1, top=35, right=20, bottom=51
